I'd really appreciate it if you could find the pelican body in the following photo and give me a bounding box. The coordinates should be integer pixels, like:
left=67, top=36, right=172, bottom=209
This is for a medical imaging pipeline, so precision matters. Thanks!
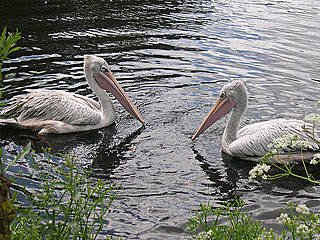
left=192, top=80, right=319, bottom=163
left=0, top=56, right=144, bottom=135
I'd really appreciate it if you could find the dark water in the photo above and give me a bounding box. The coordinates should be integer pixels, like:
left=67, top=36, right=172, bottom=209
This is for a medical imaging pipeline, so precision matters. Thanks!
left=1, top=0, right=320, bottom=239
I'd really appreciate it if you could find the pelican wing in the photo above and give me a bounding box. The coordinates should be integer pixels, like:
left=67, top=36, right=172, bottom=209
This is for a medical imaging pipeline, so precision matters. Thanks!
left=229, top=119, right=319, bottom=157
left=13, top=90, right=101, bottom=126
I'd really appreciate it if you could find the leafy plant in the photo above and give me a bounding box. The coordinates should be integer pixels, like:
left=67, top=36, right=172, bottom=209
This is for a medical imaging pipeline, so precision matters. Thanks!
left=187, top=198, right=264, bottom=240
left=0, top=26, right=21, bottom=113
left=10, top=149, right=119, bottom=240
left=274, top=203, right=320, bottom=240
left=0, top=26, right=21, bottom=81
left=187, top=199, right=320, bottom=240
left=249, top=101, right=320, bottom=185
left=0, top=143, right=31, bottom=174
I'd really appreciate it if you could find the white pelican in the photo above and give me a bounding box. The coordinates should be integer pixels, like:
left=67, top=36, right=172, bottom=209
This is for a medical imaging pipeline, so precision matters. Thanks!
left=191, top=80, right=320, bottom=163
left=0, top=55, right=145, bottom=135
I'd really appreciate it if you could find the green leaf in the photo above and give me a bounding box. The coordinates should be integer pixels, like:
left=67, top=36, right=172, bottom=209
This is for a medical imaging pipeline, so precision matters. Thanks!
left=0, top=26, right=7, bottom=46
left=4, top=72, right=16, bottom=78
left=0, top=26, right=21, bottom=68
left=8, top=46, right=20, bottom=55
left=2, top=142, right=31, bottom=174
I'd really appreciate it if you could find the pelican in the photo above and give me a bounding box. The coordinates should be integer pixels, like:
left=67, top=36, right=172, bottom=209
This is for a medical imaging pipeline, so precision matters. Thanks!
left=191, top=80, right=320, bottom=163
left=0, top=55, right=145, bottom=135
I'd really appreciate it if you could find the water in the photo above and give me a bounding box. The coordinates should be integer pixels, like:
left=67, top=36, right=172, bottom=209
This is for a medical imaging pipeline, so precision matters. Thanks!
left=1, top=0, right=320, bottom=239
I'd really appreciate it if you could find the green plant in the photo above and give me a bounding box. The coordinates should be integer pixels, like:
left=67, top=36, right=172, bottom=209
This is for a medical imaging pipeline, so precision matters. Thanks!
left=0, top=143, right=31, bottom=175
left=249, top=101, right=320, bottom=185
left=0, top=26, right=21, bottom=81
left=0, top=26, right=21, bottom=115
left=187, top=199, right=320, bottom=240
left=10, top=149, right=119, bottom=240
left=274, top=203, right=320, bottom=240
left=187, top=198, right=265, bottom=240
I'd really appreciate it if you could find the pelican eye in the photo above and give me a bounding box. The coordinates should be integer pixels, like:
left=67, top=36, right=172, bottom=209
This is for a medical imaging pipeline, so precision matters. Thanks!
left=100, top=65, right=108, bottom=72
left=220, top=92, right=226, bottom=99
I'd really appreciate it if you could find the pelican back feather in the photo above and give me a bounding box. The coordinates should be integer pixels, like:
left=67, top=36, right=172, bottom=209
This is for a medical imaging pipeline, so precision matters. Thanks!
left=229, top=119, right=319, bottom=157
left=13, top=90, right=101, bottom=126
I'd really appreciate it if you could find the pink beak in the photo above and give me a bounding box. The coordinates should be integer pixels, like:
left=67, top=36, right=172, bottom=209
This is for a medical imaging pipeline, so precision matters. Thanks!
left=191, top=98, right=235, bottom=140
left=94, top=70, right=145, bottom=125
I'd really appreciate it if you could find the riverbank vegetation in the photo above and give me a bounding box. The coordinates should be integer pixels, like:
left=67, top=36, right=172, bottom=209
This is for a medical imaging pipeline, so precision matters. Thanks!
left=0, top=26, right=21, bottom=82
left=10, top=148, right=118, bottom=240
left=188, top=199, right=320, bottom=240
left=248, top=107, right=320, bottom=184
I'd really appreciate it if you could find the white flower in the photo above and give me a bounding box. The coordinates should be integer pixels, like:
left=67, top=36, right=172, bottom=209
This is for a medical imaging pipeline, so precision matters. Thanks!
left=249, top=163, right=271, bottom=181
left=276, top=213, right=290, bottom=225
left=270, top=134, right=298, bottom=150
left=313, top=153, right=320, bottom=159
left=296, top=204, right=310, bottom=215
left=207, top=230, right=214, bottom=237
left=296, top=224, right=309, bottom=235
left=292, top=139, right=313, bottom=149
left=270, top=149, right=278, bottom=155
left=311, top=153, right=320, bottom=165
left=305, top=113, right=320, bottom=124
left=268, top=133, right=316, bottom=154
left=310, top=158, right=318, bottom=165
left=195, top=230, right=214, bottom=240
left=195, top=231, right=206, bottom=240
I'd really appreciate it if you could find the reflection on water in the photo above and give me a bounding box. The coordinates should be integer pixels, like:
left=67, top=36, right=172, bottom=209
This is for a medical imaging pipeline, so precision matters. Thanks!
left=1, top=0, right=320, bottom=239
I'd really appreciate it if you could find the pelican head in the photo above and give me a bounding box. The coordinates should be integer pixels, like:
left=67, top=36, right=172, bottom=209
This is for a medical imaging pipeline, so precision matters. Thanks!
left=84, top=55, right=145, bottom=125
left=191, top=80, right=247, bottom=140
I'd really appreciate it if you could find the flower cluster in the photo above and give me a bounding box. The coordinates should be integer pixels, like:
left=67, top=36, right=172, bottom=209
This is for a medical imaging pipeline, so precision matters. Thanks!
left=195, top=230, right=214, bottom=240
left=268, top=134, right=314, bottom=152
left=276, top=213, right=290, bottom=225
left=248, top=163, right=271, bottom=181
left=310, top=153, right=320, bottom=165
left=305, top=113, right=320, bottom=124
left=275, top=204, right=320, bottom=238
left=296, top=224, right=309, bottom=235
left=296, top=204, right=310, bottom=215
left=292, top=139, right=313, bottom=149
left=267, top=134, right=299, bottom=151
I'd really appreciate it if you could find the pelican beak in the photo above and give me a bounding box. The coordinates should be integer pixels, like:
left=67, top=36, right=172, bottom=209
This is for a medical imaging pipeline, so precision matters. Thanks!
left=191, top=98, right=234, bottom=141
left=94, top=70, right=145, bottom=125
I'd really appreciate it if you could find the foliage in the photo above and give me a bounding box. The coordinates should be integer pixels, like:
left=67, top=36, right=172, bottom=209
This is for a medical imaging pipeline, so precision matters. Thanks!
left=10, top=149, right=119, bottom=240
left=187, top=198, right=264, bottom=240
left=249, top=101, right=320, bottom=184
left=0, top=26, right=21, bottom=114
left=0, top=143, right=31, bottom=174
left=187, top=199, right=320, bottom=240
left=273, top=203, right=320, bottom=240
left=0, top=26, right=21, bottom=82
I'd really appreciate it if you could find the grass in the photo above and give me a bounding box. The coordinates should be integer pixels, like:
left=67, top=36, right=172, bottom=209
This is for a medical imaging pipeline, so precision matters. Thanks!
left=0, top=26, right=21, bottom=82
left=187, top=198, right=264, bottom=240
left=9, top=148, right=119, bottom=240
left=187, top=199, right=320, bottom=240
